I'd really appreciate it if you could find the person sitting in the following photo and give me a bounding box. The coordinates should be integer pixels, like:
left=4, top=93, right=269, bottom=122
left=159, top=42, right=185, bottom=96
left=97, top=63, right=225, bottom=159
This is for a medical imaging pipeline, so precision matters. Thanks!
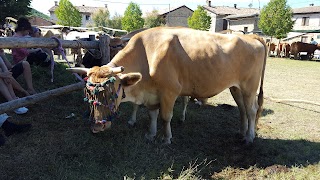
left=310, top=38, right=318, bottom=45
left=11, top=17, right=50, bottom=67
left=29, top=26, right=53, bottom=65
left=0, top=59, right=29, bottom=114
left=0, top=49, right=36, bottom=95
left=0, top=113, right=31, bottom=146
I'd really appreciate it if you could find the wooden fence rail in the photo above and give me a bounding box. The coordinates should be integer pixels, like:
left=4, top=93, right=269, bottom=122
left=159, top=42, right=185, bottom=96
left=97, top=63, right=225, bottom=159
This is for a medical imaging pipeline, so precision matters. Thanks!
left=0, top=37, right=99, bottom=49
left=0, top=82, right=85, bottom=114
left=0, top=36, right=110, bottom=112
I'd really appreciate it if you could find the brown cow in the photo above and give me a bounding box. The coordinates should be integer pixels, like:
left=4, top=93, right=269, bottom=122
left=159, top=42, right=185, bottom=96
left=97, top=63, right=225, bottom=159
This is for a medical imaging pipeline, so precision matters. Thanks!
left=277, top=43, right=291, bottom=58
left=68, top=27, right=267, bottom=144
left=82, top=28, right=197, bottom=126
left=290, top=42, right=320, bottom=60
left=267, top=42, right=276, bottom=56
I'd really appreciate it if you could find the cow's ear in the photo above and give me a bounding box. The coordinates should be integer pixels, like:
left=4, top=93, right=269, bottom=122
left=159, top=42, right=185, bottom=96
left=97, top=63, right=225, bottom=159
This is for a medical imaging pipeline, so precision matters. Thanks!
left=66, top=67, right=89, bottom=75
left=119, top=73, right=142, bottom=87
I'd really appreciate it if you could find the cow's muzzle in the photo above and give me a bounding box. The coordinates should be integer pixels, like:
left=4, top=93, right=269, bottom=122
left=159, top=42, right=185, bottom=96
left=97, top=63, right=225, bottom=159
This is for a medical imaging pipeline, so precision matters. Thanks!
left=91, top=120, right=112, bottom=133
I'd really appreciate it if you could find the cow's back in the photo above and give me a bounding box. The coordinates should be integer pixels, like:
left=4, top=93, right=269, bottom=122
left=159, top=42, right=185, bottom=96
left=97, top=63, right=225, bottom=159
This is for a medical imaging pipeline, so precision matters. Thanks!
left=111, top=27, right=266, bottom=98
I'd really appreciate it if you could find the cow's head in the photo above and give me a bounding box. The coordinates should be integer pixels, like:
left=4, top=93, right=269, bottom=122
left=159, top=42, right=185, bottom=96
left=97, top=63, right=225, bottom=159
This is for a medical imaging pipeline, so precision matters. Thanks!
left=67, top=66, right=141, bottom=133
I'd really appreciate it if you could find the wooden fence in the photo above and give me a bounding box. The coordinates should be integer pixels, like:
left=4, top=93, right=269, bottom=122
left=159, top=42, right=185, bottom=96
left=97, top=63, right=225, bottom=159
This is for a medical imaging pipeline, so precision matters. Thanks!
left=0, top=35, right=111, bottom=113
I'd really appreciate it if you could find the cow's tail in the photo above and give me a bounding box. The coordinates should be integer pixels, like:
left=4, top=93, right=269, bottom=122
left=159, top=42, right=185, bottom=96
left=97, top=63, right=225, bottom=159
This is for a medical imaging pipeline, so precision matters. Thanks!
left=253, top=35, right=267, bottom=129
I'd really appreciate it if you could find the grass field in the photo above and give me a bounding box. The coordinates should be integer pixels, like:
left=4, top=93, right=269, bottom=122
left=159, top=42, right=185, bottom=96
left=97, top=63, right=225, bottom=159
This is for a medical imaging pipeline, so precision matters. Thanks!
left=0, top=57, right=319, bottom=179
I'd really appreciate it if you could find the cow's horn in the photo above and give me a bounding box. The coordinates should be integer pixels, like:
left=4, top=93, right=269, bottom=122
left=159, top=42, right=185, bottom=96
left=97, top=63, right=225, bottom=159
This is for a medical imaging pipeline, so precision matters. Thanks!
left=66, top=67, right=89, bottom=75
left=111, top=66, right=124, bottom=74
left=121, top=37, right=131, bottom=42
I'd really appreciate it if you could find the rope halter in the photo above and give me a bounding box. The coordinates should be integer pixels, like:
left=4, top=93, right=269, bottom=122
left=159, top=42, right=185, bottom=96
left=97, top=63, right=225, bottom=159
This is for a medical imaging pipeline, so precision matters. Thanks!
left=84, top=76, right=123, bottom=126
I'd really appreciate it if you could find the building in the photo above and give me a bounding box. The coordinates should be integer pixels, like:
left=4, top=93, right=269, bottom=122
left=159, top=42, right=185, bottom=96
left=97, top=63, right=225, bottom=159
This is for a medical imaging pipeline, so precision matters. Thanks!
left=48, top=1, right=108, bottom=27
left=223, top=13, right=260, bottom=34
left=158, top=5, right=194, bottom=27
left=203, top=0, right=259, bottom=32
left=284, top=4, right=320, bottom=43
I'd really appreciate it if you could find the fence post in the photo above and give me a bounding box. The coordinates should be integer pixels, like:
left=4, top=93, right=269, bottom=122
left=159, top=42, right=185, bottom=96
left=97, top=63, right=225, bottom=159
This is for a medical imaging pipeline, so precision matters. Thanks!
left=99, top=35, right=110, bottom=65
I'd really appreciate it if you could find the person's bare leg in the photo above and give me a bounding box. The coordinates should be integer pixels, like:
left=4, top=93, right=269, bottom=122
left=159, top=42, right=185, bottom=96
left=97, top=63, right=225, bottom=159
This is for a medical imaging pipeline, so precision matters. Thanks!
left=8, top=78, right=30, bottom=96
left=21, top=61, right=36, bottom=94
left=0, top=79, right=16, bottom=101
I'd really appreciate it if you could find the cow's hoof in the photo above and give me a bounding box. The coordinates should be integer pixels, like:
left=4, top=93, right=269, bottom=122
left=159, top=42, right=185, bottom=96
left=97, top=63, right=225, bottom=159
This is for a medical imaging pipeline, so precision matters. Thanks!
left=145, top=133, right=156, bottom=143
left=161, top=137, right=172, bottom=145
left=127, top=121, right=136, bottom=127
left=241, top=137, right=254, bottom=145
left=128, top=120, right=136, bottom=126
left=178, top=119, right=185, bottom=125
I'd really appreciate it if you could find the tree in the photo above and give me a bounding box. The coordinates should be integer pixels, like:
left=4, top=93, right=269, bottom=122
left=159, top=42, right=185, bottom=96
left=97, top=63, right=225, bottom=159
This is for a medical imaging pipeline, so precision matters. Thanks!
left=258, top=0, right=294, bottom=39
left=92, top=9, right=110, bottom=27
left=144, top=10, right=165, bottom=28
left=109, top=13, right=123, bottom=30
left=188, top=6, right=211, bottom=31
left=121, top=2, right=144, bottom=32
left=55, top=0, right=81, bottom=27
left=0, top=0, right=31, bottom=25
left=30, top=9, right=50, bottom=20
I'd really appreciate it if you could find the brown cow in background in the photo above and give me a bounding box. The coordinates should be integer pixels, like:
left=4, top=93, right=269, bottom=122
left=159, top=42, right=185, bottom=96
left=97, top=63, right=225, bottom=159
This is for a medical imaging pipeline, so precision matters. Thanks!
left=290, top=42, right=320, bottom=60
left=277, top=43, right=291, bottom=58
left=267, top=42, right=276, bottom=56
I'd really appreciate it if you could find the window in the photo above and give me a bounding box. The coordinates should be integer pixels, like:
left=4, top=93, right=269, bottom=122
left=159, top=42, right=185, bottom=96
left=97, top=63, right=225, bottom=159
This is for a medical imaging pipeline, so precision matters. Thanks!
left=244, top=27, right=248, bottom=33
left=85, top=15, right=90, bottom=21
left=301, top=36, right=308, bottom=43
left=301, top=17, right=309, bottom=26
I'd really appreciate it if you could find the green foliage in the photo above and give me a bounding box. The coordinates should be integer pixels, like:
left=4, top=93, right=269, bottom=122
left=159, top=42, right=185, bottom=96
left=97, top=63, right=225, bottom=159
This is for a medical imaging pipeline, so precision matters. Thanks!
left=92, top=9, right=110, bottom=27
left=55, top=0, right=81, bottom=27
left=188, top=6, right=211, bottom=31
left=144, top=10, right=165, bottom=28
left=29, top=9, right=50, bottom=20
left=92, top=10, right=123, bottom=30
left=0, top=0, right=31, bottom=25
left=258, top=0, right=294, bottom=39
left=109, top=13, right=123, bottom=30
left=121, top=2, right=144, bottom=32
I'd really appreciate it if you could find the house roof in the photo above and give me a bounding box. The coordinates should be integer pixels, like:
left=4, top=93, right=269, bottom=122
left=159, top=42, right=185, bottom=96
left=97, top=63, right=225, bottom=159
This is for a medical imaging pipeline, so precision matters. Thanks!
left=224, top=13, right=259, bottom=19
left=282, top=32, right=308, bottom=41
left=49, top=5, right=106, bottom=14
left=203, top=5, right=259, bottom=16
left=293, top=5, right=320, bottom=14
left=158, top=5, right=193, bottom=16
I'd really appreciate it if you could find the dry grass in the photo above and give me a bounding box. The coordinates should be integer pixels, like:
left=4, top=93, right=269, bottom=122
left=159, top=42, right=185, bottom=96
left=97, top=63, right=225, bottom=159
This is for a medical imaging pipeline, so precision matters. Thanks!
left=0, top=57, right=319, bottom=179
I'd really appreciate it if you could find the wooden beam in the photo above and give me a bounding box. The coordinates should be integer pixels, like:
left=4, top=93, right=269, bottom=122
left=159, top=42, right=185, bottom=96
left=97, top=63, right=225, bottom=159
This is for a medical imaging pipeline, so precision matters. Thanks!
left=99, top=35, right=110, bottom=65
left=0, top=82, right=85, bottom=114
left=0, top=37, right=99, bottom=49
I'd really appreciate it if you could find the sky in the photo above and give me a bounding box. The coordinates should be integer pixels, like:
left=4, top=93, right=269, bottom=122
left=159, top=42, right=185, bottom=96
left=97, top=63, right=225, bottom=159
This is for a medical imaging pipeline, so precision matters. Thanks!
left=30, top=0, right=320, bottom=17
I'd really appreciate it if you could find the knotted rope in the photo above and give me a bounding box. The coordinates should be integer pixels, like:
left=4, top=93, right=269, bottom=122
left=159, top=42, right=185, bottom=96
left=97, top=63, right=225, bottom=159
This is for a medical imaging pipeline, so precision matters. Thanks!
left=51, top=37, right=83, bottom=82
left=84, top=76, right=121, bottom=124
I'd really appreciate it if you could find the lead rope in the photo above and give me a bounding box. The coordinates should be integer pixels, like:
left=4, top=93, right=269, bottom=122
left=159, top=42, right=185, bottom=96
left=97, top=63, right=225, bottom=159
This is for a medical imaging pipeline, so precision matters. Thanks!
left=51, top=37, right=83, bottom=82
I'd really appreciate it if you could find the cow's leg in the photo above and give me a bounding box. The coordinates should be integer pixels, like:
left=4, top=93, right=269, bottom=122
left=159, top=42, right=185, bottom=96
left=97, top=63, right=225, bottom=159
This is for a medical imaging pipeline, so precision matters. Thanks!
left=128, top=103, right=139, bottom=126
left=229, top=87, right=247, bottom=137
left=159, top=95, right=177, bottom=144
left=180, top=96, right=189, bottom=122
left=145, top=108, right=159, bottom=142
left=242, top=92, right=259, bottom=144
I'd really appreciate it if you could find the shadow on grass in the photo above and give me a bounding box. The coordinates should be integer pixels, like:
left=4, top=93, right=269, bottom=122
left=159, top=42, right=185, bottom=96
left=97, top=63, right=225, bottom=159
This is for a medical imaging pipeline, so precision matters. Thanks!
left=165, top=101, right=319, bottom=178
left=0, top=98, right=318, bottom=180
